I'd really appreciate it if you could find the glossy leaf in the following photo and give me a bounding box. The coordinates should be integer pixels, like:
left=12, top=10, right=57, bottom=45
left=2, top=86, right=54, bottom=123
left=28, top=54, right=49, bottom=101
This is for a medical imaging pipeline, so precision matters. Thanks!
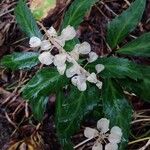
left=106, top=0, right=146, bottom=48
left=86, top=57, right=143, bottom=80
left=61, top=0, right=98, bottom=29
left=30, top=96, right=49, bottom=121
left=15, top=0, right=42, bottom=38
left=1, top=52, right=39, bottom=70
left=119, top=66, right=150, bottom=102
left=23, top=68, right=68, bottom=100
left=23, top=68, right=68, bottom=120
left=102, top=79, right=132, bottom=149
left=117, top=32, right=150, bottom=57
left=55, top=85, right=101, bottom=149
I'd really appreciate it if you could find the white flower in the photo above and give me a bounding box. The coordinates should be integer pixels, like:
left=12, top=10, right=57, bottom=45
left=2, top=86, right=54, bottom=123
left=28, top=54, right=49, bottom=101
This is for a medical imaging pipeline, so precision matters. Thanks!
left=60, top=25, right=76, bottom=41
left=38, top=52, right=53, bottom=65
left=110, top=126, right=122, bottom=137
left=53, top=53, right=67, bottom=67
left=87, top=73, right=97, bottom=84
left=29, top=36, right=41, bottom=47
left=95, top=64, right=105, bottom=74
left=105, top=143, right=118, bottom=150
left=84, top=127, right=98, bottom=139
left=57, top=64, right=66, bottom=75
left=66, top=64, right=80, bottom=78
left=108, top=133, right=122, bottom=144
left=41, top=40, right=52, bottom=50
left=96, top=81, right=103, bottom=89
left=97, top=118, right=110, bottom=133
left=92, top=143, right=103, bottom=150
left=88, top=52, right=98, bottom=63
left=54, top=36, right=65, bottom=47
left=78, top=42, right=91, bottom=54
left=47, top=26, right=57, bottom=37
left=71, top=74, right=87, bottom=91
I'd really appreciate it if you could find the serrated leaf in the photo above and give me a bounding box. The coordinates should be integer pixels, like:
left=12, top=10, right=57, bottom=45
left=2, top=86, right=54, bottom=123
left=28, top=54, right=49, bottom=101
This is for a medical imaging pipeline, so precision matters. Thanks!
left=14, top=0, right=42, bottom=38
left=23, top=68, right=68, bottom=100
left=117, top=32, right=150, bottom=57
left=86, top=57, right=143, bottom=80
left=106, top=0, right=146, bottom=48
left=22, top=68, right=68, bottom=120
left=119, top=66, right=150, bottom=102
left=30, top=0, right=56, bottom=20
left=61, top=0, right=98, bottom=29
left=0, top=52, right=39, bottom=70
left=55, top=85, right=101, bottom=149
left=102, top=79, right=132, bottom=149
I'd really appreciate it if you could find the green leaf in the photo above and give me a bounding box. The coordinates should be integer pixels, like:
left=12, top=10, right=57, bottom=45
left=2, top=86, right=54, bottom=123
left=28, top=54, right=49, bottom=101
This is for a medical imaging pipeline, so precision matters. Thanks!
left=86, top=57, right=143, bottom=80
left=64, top=38, right=80, bottom=52
left=22, top=68, right=68, bottom=120
left=55, top=85, right=101, bottom=149
left=61, top=0, right=98, bottom=29
left=102, top=79, right=132, bottom=149
left=119, top=66, right=150, bottom=102
left=30, top=96, right=49, bottom=121
left=23, top=68, right=68, bottom=100
left=117, top=32, right=150, bottom=57
left=14, top=0, right=42, bottom=38
left=106, top=0, right=146, bottom=48
left=1, top=52, right=39, bottom=70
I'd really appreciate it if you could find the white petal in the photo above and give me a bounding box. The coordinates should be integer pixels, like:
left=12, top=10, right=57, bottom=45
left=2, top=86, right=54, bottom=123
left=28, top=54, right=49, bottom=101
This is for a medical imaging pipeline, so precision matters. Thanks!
left=84, top=127, right=98, bottom=139
left=95, top=64, right=105, bottom=74
left=92, top=143, right=103, bottom=150
left=57, top=64, right=66, bottom=75
left=47, top=26, right=57, bottom=37
left=41, top=40, right=52, bottom=50
left=97, top=118, right=110, bottom=133
left=66, top=65, right=80, bottom=78
left=54, top=36, right=65, bottom=47
left=29, top=36, right=41, bottom=47
left=105, top=143, right=118, bottom=150
left=38, top=52, right=53, bottom=65
left=77, top=81, right=87, bottom=91
left=71, top=76, right=79, bottom=86
left=88, top=52, right=98, bottom=63
left=96, top=81, right=103, bottom=89
left=53, top=54, right=67, bottom=67
left=108, top=133, right=122, bottom=144
left=87, top=73, right=97, bottom=83
left=78, top=42, right=91, bottom=54
left=60, top=25, right=76, bottom=41
left=110, top=126, right=123, bottom=137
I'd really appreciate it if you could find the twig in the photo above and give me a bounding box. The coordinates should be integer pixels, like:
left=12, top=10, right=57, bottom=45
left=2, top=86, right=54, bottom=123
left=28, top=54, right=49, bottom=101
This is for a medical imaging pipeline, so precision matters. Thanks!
left=128, top=137, right=150, bottom=145
left=131, top=119, right=150, bottom=124
left=139, top=139, right=150, bottom=150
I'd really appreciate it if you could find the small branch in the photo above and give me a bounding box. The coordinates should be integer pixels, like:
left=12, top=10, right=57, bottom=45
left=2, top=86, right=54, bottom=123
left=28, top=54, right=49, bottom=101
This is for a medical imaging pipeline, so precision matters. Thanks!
left=128, top=137, right=150, bottom=145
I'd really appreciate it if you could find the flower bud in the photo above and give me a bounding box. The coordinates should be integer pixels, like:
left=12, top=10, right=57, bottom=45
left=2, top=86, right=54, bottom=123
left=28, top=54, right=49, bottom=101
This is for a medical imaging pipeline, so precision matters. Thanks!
left=38, top=52, right=53, bottom=65
left=88, top=52, right=98, bottom=63
left=41, top=40, right=52, bottom=50
left=78, top=42, right=91, bottom=54
left=87, top=73, right=97, bottom=83
left=95, top=64, right=105, bottom=74
left=53, top=54, right=67, bottom=67
left=60, top=25, right=76, bottom=41
left=29, top=36, right=41, bottom=47
left=57, top=64, right=66, bottom=75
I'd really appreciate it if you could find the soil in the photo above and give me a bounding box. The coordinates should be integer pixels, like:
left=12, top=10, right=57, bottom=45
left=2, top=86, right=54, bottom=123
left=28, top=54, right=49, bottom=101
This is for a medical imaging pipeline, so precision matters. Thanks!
left=0, top=0, right=150, bottom=150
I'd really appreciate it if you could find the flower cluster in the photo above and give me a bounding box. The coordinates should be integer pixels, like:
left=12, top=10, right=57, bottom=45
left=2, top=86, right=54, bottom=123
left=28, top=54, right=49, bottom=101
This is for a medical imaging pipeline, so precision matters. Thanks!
left=29, top=25, right=105, bottom=91
left=84, top=118, right=123, bottom=150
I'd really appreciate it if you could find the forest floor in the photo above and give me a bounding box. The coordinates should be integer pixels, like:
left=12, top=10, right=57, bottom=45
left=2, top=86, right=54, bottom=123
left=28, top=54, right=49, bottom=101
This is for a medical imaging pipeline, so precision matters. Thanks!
left=0, top=0, right=150, bottom=150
